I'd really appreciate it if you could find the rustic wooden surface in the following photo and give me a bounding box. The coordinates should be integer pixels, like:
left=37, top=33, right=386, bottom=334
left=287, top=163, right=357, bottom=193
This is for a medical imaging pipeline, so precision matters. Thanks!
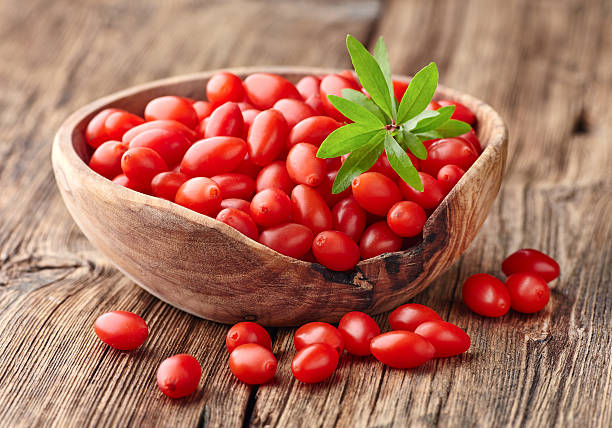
left=0, top=0, right=610, bottom=426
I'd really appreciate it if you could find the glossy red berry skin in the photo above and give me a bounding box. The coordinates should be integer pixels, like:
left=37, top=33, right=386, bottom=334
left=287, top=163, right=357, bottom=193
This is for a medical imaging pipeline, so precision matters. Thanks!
left=145, top=96, right=199, bottom=129
left=312, top=231, right=360, bottom=271
left=258, top=223, right=314, bottom=259
left=462, top=274, right=511, bottom=317
left=128, top=128, right=191, bottom=168
left=247, top=109, right=289, bottom=166
left=294, top=322, right=344, bottom=356
left=360, top=221, right=403, bottom=260
left=211, top=173, right=256, bottom=200
left=256, top=161, right=295, bottom=195
left=89, top=140, right=128, bottom=179
left=204, top=102, right=245, bottom=139
left=175, top=177, right=222, bottom=216
left=420, top=138, right=478, bottom=176
left=286, top=143, right=327, bottom=187
left=291, top=343, right=339, bottom=384
left=296, top=75, right=321, bottom=99
left=104, top=111, right=146, bottom=141
left=437, top=165, right=465, bottom=193
left=121, top=147, right=168, bottom=189
left=505, top=273, right=550, bottom=313
left=157, top=354, right=202, bottom=398
left=291, top=185, right=332, bottom=235
left=337, top=311, right=380, bottom=356
left=398, top=172, right=446, bottom=211
left=94, top=311, right=148, bottom=351
left=229, top=344, right=277, bottom=385
left=386, top=201, right=427, bottom=238
left=370, top=331, right=435, bottom=369
left=206, top=72, right=246, bottom=107
left=220, top=198, right=251, bottom=214
left=288, top=116, right=341, bottom=148
left=151, top=171, right=188, bottom=201
left=243, top=73, right=301, bottom=110
left=414, top=321, right=471, bottom=358
left=331, top=197, right=367, bottom=242
left=122, top=119, right=198, bottom=144
left=226, top=322, right=272, bottom=353
left=250, top=188, right=292, bottom=227
left=352, top=172, right=402, bottom=217
left=216, top=208, right=259, bottom=241
left=273, top=98, right=316, bottom=128
left=180, top=137, right=247, bottom=178
left=85, top=108, right=121, bottom=148
left=388, top=304, right=442, bottom=332
left=501, top=249, right=560, bottom=282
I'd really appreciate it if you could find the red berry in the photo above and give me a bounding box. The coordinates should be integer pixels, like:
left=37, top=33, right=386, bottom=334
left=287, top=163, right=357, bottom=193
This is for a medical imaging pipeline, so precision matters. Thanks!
left=370, top=331, right=435, bottom=369
left=505, top=272, right=550, bottom=313
left=247, top=109, right=288, bottom=166
left=121, top=147, right=168, bottom=189
left=462, top=274, right=511, bottom=317
left=175, top=177, right=222, bottom=216
left=286, top=143, right=327, bottom=187
left=291, top=343, right=339, bottom=384
left=145, top=96, right=198, bottom=129
left=229, top=344, right=277, bottom=385
left=352, top=172, right=402, bottom=217
left=129, top=128, right=191, bottom=168
left=211, top=173, right=255, bottom=200
left=294, top=322, right=344, bottom=356
left=386, top=201, right=427, bottom=238
left=398, top=172, right=445, bottom=210
left=331, top=197, right=367, bottom=242
left=244, top=73, right=301, bottom=110
left=273, top=98, right=316, bottom=128
left=151, top=171, right=188, bottom=201
left=437, top=100, right=476, bottom=125
left=259, top=223, right=314, bottom=259
left=157, top=354, right=202, bottom=398
left=94, top=310, right=148, bottom=351
left=206, top=72, right=246, bottom=107
left=216, top=208, right=259, bottom=241
left=414, top=321, right=471, bottom=358
left=501, top=249, right=560, bottom=282
left=388, top=303, right=442, bottom=331
left=288, top=116, right=341, bottom=148
left=337, top=311, right=380, bottom=356
left=437, top=165, right=465, bottom=193
left=312, top=231, right=360, bottom=271
left=180, top=137, right=247, bottom=177
left=226, top=322, right=272, bottom=353
left=360, top=221, right=403, bottom=260
left=204, top=102, right=245, bottom=139
left=89, top=140, right=128, bottom=179
left=256, top=161, right=295, bottom=195
left=250, top=188, right=292, bottom=227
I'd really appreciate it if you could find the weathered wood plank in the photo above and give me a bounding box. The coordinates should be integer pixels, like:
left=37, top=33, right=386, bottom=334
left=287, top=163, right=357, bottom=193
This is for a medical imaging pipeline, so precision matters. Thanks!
left=0, top=0, right=381, bottom=426
left=248, top=0, right=612, bottom=426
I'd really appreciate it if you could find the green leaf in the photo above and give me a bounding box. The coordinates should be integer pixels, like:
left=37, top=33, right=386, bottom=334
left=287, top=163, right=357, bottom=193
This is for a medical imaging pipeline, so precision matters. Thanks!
left=416, top=130, right=443, bottom=141
left=346, top=35, right=394, bottom=119
left=328, top=95, right=385, bottom=126
left=332, top=134, right=385, bottom=193
left=341, top=89, right=389, bottom=124
left=403, top=109, right=439, bottom=131
left=373, top=36, right=396, bottom=120
left=435, top=119, right=472, bottom=138
left=410, top=105, right=455, bottom=133
left=397, top=62, right=438, bottom=124
left=396, top=128, right=428, bottom=160
left=384, top=134, right=423, bottom=191
left=317, top=123, right=382, bottom=158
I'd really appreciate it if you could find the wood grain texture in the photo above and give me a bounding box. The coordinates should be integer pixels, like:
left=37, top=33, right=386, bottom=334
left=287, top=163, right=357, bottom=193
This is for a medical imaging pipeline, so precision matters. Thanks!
left=1, top=0, right=611, bottom=427
left=52, top=67, right=506, bottom=326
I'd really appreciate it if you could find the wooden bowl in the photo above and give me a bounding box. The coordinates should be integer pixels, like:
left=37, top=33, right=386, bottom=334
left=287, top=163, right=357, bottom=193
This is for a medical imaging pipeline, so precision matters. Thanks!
left=52, top=67, right=507, bottom=326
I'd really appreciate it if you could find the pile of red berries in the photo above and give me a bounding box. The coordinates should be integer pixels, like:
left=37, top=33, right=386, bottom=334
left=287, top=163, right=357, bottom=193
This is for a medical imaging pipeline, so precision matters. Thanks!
left=85, top=71, right=480, bottom=271
left=93, top=303, right=469, bottom=397
left=462, top=249, right=560, bottom=316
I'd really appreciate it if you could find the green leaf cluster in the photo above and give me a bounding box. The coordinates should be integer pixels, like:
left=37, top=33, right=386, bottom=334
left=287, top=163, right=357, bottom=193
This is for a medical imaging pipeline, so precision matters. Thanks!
left=317, top=35, right=472, bottom=193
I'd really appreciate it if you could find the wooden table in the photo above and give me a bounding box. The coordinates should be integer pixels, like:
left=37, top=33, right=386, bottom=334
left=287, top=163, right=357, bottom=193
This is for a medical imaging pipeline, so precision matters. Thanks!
left=1, top=0, right=610, bottom=426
